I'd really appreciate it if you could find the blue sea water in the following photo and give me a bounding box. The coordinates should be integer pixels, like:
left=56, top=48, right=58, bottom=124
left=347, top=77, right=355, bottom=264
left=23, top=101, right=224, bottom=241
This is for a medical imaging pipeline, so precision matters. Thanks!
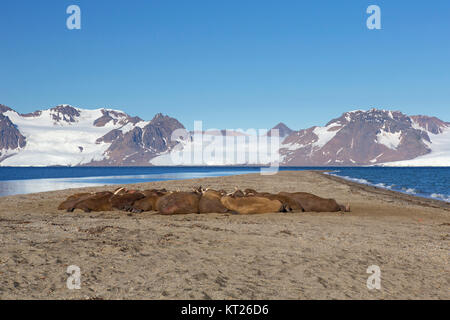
left=0, top=166, right=448, bottom=202
left=325, top=167, right=449, bottom=202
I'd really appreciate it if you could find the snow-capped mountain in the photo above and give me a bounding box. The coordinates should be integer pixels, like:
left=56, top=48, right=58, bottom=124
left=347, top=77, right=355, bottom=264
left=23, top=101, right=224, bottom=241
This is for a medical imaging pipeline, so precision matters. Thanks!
left=0, top=105, right=27, bottom=160
left=280, top=109, right=449, bottom=166
left=0, top=104, right=184, bottom=166
left=93, top=113, right=185, bottom=166
left=381, top=115, right=450, bottom=166
left=0, top=104, right=448, bottom=166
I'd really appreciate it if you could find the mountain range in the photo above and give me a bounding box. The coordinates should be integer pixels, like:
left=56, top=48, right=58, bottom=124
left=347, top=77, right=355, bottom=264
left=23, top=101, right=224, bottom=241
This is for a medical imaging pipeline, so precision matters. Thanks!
left=0, top=104, right=448, bottom=166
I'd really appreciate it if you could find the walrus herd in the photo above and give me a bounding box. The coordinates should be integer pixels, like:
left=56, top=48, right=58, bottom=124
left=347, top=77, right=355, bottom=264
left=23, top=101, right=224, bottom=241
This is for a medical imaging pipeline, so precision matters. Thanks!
left=58, top=187, right=350, bottom=215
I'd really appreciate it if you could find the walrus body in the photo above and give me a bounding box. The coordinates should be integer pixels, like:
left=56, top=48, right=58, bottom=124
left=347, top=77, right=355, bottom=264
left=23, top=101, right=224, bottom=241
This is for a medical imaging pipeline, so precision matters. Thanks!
left=110, top=192, right=145, bottom=211
left=130, top=189, right=168, bottom=212
left=57, top=193, right=93, bottom=211
left=249, top=192, right=304, bottom=212
left=220, top=196, right=283, bottom=214
left=59, top=188, right=146, bottom=213
left=71, top=191, right=114, bottom=212
left=156, top=192, right=201, bottom=215
left=279, top=192, right=348, bottom=212
left=132, top=195, right=160, bottom=212
left=199, top=190, right=229, bottom=214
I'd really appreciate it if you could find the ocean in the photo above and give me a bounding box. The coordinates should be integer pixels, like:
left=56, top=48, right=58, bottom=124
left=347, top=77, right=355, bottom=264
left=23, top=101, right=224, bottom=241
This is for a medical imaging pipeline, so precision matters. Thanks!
left=0, top=166, right=448, bottom=202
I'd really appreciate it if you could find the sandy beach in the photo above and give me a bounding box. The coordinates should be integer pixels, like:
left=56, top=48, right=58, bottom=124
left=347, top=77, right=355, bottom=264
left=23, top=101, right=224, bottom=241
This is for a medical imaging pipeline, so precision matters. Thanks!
left=0, top=170, right=448, bottom=300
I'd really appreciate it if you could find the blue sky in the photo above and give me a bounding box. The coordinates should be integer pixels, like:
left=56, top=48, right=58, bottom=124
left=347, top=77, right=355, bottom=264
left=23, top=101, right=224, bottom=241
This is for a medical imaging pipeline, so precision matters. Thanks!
left=0, top=0, right=449, bottom=130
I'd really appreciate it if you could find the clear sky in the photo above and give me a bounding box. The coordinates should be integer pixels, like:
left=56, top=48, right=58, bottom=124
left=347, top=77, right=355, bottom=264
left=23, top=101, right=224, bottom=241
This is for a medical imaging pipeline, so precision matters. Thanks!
left=0, top=0, right=449, bottom=130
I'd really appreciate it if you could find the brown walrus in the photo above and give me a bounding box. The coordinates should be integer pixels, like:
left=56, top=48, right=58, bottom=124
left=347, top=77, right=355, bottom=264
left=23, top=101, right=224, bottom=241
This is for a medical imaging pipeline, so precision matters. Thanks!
left=279, top=192, right=349, bottom=212
left=59, top=187, right=146, bottom=213
left=220, top=195, right=283, bottom=214
left=199, top=189, right=229, bottom=214
left=57, top=193, right=93, bottom=211
left=109, top=192, right=145, bottom=211
left=70, top=191, right=114, bottom=212
left=156, top=192, right=201, bottom=215
left=256, top=192, right=304, bottom=212
left=128, top=189, right=169, bottom=213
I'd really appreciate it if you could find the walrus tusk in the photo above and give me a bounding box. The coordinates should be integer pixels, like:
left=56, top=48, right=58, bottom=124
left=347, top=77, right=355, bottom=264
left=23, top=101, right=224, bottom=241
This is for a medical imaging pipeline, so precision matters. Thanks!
left=114, top=187, right=126, bottom=195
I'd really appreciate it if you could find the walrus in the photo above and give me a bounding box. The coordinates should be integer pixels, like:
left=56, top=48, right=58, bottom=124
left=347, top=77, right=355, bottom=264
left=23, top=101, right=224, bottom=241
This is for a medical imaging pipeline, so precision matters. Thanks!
left=220, top=195, right=283, bottom=214
left=241, top=189, right=304, bottom=212
left=128, top=189, right=169, bottom=213
left=228, top=188, right=245, bottom=198
left=279, top=192, right=349, bottom=212
left=109, top=191, right=145, bottom=211
left=199, top=189, right=229, bottom=214
left=256, top=192, right=304, bottom=212
left=243, top=189, right=258, bottom=196
left=58, top=193, right=93, bottom=211
left=60, top=189, right=146, bottom=213
left=156, top=192, right=201, bottom=215
left=69, top=191, right=114, bottom=213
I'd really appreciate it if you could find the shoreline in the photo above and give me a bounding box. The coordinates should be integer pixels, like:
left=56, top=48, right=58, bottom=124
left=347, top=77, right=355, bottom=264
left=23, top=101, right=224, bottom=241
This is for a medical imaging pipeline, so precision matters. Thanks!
left=0, top=167, right=448, bottom=206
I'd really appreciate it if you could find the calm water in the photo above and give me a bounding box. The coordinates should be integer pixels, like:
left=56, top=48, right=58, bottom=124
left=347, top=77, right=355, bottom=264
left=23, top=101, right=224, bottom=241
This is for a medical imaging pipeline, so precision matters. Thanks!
left=325, top=167, right=450, bottom=202
left=0, top=166, right=448, bottom=202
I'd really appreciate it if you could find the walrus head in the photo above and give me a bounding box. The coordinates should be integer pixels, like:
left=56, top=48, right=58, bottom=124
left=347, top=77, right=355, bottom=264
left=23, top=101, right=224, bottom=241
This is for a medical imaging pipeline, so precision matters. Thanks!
left=244, top=188, right=257, bottom=196
left=192, top=186, right=205, bottom=194
left=230, top=189, right=245, bottom=198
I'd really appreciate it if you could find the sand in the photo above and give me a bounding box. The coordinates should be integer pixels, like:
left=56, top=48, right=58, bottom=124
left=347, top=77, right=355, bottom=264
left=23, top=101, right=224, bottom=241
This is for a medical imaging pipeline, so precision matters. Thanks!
left=0, top=170, right=448, bottom=300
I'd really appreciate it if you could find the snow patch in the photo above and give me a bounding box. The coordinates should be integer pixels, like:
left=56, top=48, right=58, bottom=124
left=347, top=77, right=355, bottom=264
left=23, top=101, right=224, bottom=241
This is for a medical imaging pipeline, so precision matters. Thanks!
left=381, top=127, right=450, bottom=166
left=370, top=153, right=384, bottom=163
left=312, top=124, right=342, bottom=149
left=376, top=129, right=402, bottom=150
left=281, top=142, right=305, bottom=151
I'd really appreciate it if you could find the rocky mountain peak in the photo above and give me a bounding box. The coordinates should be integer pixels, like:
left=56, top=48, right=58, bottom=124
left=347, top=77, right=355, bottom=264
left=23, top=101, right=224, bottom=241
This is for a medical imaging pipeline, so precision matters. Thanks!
left=148, top=113, right=186, bottom=138
left=281, top=108, right=435, bottom=166
left=93, top=113, right=185, bottom=165
left=151, top=112, right=164, bottom=120
left=327, top=109, right=410, bottom=126
left=410, top=115, right=449, bottom=135
left=150, top=113, right=177, bottom=125
left=50, top=105, right=81, bottom=123
left=94, top=109, right=129, bottom=127
left=268, top=122, right=294, bottom=137
left=0, top=104, right=12, bottom=114
left=0, top=113, right=26, bottom=157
